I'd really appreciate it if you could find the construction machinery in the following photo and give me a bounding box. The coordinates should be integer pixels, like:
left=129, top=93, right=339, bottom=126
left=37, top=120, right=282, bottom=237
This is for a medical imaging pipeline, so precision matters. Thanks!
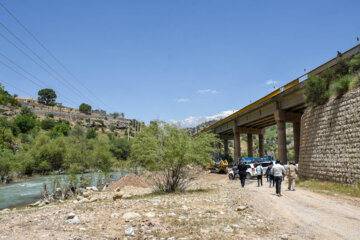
left=206, top=159, right=229, bottom=174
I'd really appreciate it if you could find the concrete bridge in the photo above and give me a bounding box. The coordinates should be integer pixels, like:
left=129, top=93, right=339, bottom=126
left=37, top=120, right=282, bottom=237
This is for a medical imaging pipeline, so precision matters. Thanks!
left=197, top=44, right=360, bottom=164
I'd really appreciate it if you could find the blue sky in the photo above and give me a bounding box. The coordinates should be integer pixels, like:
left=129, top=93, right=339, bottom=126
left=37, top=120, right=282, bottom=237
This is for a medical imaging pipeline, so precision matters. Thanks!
left=0, top=0, right=359, bottom=126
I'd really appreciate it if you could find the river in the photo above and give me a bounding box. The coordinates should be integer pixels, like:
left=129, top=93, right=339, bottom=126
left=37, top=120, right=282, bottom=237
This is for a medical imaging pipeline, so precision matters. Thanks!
left=0, top=172, right=126, bottom=210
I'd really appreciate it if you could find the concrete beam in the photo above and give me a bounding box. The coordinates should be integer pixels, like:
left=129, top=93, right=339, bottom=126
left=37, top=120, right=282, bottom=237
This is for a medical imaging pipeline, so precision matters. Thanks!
left=239, top=127, right=265, bottom=135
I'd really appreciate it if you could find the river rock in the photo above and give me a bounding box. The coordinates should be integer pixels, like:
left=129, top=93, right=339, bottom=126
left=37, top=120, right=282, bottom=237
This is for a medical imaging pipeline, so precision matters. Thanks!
left=122, top=212, right=141, bottom=221
left=83, top=191, right=91, bottom=198
left=65, top=215, right=81, bottom=224
left=223, top=225, right=234, bottom=233
left=66, top=212, right=76, bottom=219
left=86, top=186, right=98, bottom=192
left=125, top=227, right=134, bottom=236
left=236, top=205, right=248, bottom=211
left=112, top=192, right=123, bottom=201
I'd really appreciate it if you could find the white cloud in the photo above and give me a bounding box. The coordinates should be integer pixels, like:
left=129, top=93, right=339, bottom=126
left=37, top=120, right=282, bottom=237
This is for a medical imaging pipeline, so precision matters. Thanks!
left=176, top=98, right=189, bottom=103
left=266, top=79, right=278, bottom=85
left=170, top=110, right=236, bottom=128
left=198, top=89, right=219, bottom=94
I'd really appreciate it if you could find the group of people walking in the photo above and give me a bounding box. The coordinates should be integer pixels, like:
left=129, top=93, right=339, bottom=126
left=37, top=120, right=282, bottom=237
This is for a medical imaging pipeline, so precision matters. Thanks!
left=237, top=160, right=298, bottom=197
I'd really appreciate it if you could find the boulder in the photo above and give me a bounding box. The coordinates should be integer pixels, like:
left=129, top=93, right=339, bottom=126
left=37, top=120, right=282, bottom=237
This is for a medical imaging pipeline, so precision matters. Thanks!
left=65, top=216, right=81, bottom=224
left=86, top=186, right=98, bottom=192
left=112, top=192, right=123, bottom=201
left=122, top=212, right=141, bottom=221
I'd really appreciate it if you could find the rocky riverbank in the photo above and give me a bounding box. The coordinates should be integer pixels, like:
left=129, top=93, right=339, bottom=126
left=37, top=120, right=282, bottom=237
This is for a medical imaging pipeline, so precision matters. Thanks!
left=0, top=171, right=277, bottom=240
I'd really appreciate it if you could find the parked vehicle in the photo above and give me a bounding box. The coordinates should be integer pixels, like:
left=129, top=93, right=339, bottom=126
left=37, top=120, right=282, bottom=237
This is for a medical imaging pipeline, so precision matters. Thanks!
left=228, top=160, right=274, bottom=180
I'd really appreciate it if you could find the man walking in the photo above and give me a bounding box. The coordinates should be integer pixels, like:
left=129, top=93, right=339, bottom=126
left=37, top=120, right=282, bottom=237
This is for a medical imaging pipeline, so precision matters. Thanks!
left=238, top=161, right=248, bottom=188
left=267, top=162, right=274, bottom=188
left=271, top=160, right=286, bottom=196
left=287, top=163, right=298, bottom=191
left=256, top=164, right=263, bottom=187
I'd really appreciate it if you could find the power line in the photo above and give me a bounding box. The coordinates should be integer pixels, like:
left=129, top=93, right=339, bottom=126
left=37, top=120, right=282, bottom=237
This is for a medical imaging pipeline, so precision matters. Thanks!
left=0, top=78, right=33, bottom=97
left=0, top=27, right=99, bottom=109
left=0, top=31, right=89, bottom=106
left=0, top=1, right=114, bottom=112
left=0, top=57, right=78, bottom=106
left=0, top=21, right=100, bottom=108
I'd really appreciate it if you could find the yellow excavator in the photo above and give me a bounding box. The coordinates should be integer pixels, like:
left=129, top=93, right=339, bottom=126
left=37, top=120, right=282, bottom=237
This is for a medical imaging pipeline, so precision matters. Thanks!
left=206, top=159, right=229, bottom=174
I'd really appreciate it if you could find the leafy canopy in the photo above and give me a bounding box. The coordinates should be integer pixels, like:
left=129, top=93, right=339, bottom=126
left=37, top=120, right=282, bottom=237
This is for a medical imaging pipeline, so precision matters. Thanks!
left=38, top=88, right=57, bottom=105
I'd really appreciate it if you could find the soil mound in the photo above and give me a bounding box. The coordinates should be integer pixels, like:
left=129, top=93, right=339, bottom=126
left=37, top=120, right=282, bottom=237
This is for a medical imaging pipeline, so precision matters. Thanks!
left=108, top=173, right=151, bottom=191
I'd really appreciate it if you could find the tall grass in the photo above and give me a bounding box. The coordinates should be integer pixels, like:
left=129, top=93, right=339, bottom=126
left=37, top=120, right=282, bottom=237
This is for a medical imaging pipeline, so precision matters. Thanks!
left=296, top=178, right=360, bottom=198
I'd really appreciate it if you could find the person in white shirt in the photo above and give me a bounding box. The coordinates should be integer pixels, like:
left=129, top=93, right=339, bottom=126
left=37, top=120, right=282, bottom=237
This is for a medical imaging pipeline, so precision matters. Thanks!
left=270, top=160, right=286, bottom=196
left=255, top=165, right=263, bottom=187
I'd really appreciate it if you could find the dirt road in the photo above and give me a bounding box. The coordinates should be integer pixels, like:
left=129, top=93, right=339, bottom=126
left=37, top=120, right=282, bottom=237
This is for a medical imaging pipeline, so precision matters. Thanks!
left=240, top=178, right=360, bottom=240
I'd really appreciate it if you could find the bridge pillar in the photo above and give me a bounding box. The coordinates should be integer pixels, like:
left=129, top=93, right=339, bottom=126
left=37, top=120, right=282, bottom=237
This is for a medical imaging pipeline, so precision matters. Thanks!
left=223, top=139, right=229, bottom=156
left=293, top=120, right=301, bottom=164
left=259, top=133, right=265, bottom=158
left=233, top=126, right=241, bottom=162
left=274, top=110, right=287, bottom=164
left=247, top=134, right=253, bottom=157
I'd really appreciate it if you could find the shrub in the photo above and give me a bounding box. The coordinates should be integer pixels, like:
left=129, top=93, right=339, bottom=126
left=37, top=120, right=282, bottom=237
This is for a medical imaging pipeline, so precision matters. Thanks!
left=47, top=113, right=54, bottom=118
left=130, top=121, right=218, bottom=192
left=41, top=118, right=56, bottom=130
left=304, top=75, right=330, bottom=106
left=14, top=115, right=36, bottom=133
left=54, top=123, right=70, bottom=136
left=86, top=128, right=98, bottom=139
left=348, top=53, right=360, bottom=73
left=330, top=74, right=351, bottom=97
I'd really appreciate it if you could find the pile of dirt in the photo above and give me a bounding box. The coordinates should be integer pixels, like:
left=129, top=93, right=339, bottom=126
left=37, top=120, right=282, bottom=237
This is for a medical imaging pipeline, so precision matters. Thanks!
left=107, top=173, right=152, bottom=191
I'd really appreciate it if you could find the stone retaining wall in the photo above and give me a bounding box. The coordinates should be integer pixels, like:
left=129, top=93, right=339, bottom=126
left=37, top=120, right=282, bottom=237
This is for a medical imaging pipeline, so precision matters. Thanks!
left=299, top=88, right=360, bottom=183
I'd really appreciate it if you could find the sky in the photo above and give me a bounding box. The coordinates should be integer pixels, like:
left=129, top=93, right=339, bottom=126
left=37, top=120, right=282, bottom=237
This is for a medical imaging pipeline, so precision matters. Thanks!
left=0, top=0, right=359, bottom=127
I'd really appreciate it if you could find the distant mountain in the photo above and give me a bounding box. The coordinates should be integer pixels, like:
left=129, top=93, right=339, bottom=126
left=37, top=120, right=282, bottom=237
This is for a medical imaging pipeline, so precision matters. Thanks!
left=184, top=119, right=218, bottom=135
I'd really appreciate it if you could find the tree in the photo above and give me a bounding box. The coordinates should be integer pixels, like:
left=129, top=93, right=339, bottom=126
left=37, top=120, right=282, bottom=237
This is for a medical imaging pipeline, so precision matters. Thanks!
left=38, top=88, right=57, bottom=105
left=130, top=121, right=218, bottom=192
left=79, top=103, right=92, bottom=114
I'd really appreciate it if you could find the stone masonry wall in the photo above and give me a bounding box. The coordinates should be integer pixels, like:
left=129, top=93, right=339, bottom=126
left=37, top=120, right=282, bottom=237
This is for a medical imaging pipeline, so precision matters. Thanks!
left=299, top=88, right=360, bottom=183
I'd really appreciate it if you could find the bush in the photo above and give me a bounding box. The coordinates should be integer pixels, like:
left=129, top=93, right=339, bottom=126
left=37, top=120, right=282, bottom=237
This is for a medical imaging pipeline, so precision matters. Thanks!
left=330, top=75, right=351, bottom=97
left=130, top=121, right=218, bottom=192
left=86, top=128, right=98, bottom=139
left=47, top=113, right=54, bottom=118
left=348, top=53, right=360, bottom=73
left=38, top=161, right=52, bottom=175
left=14, top=115, right=36, bottom=133
left=54, top=123, right=70, bottom=136
left=304, top=75, right=330, bottom=106
left=41, top=118, right=56, bottom=130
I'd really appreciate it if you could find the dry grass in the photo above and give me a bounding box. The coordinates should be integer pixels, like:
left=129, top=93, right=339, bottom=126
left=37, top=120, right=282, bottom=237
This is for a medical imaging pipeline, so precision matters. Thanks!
left=297, top=178, right=360, bottom=198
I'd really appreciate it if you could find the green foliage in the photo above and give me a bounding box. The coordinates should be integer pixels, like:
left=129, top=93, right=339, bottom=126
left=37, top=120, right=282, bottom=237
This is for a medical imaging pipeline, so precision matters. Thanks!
left=305, top=54, right=360, bottom=106
left=305, top=75, right=330, bottom=106
left=79, top=103, right=92, bottom=114
left=14, top=114, right=36, bottom=133
left=348, top=53, right=360, bottom=73
left=130, top=121, right=218, bottom=192
left=330, top=74, right=351, bottom=97
left=47, top=113, right=54, bottom=118
left=86, top=128, right=98, bottom=139
left=41, top=118, right=56, bottom=130
left=0, top=83, right=20, bottom=106
left=38, top=88, right=57, bottom=105
left=54, top=123, right=70, bottom=136
left=109, top=137, right=131, bottom=160
left=0, top=150, right=14, bottom=178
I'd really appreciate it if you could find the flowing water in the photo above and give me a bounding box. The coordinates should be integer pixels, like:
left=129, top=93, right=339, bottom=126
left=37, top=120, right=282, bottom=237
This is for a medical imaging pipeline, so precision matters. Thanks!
left=0, top=172, right=125, bottom=210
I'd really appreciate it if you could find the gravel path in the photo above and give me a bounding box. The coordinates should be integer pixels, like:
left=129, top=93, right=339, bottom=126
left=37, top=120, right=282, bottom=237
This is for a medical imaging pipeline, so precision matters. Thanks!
left=240, top=178, right=360, bottom=240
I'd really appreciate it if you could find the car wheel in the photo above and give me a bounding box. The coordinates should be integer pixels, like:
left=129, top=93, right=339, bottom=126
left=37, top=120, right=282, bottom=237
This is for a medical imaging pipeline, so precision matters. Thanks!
left=246, top=173, right=251, bottom=179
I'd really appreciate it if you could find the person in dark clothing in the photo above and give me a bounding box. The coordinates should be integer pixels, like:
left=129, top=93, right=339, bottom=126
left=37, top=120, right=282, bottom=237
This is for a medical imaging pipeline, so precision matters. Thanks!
left=267, top=163, right=275, bottom=188
left=238, top=161, right=248, bottom=188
